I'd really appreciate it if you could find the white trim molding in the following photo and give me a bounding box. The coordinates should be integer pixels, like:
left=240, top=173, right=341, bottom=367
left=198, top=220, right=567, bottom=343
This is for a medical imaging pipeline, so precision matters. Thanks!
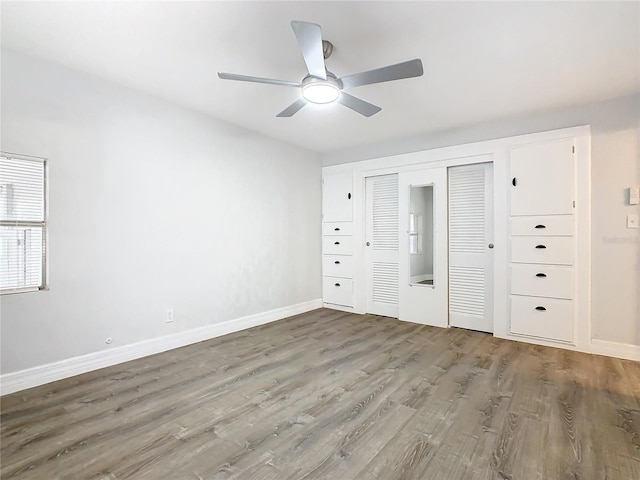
left=0, top=299, right=323, bottom=396
left=589, top=339, right=640, bottom=362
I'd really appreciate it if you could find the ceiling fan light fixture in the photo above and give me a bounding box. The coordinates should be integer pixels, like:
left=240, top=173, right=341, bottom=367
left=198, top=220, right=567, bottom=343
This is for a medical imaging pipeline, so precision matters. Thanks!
left=302, top=82, right=340, bottom=104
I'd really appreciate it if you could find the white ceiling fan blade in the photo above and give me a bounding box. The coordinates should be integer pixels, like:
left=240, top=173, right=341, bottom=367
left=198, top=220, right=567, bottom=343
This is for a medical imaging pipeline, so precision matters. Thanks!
left=338, top=93, right=382, bottom=117
left=339, top=59, right=423, bottom=89
left=276, top=98, right=307, bottom=117
left=218, top=72, right=302, bottom=88
left=291, top=21, right=327, bottom=80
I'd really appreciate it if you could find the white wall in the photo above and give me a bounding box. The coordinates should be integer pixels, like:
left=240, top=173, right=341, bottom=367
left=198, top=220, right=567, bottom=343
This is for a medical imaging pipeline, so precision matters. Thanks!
left=0, top=50, right=322, bottom=375
left=323, top=94, right=640, bottom=347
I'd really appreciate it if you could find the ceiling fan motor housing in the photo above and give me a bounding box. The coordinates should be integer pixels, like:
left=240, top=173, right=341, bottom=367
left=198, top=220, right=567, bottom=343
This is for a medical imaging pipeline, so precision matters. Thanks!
left=322, top=40, right=334, bottom=59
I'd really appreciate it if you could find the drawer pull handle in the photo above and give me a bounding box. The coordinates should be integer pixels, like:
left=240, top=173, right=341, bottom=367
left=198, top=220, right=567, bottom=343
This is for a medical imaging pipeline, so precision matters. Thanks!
left=334, top=241, right=340, bottom=245
left=535, top=244, right=546, bottom=249
left=334, top=261, right=340, bottom=264
left=512, top=177, right=517, bottom=186
left=535, top=273, right=547, bottom=277
left=348, top=193, right=352, bottom=200
left=334, top=227, right=340, bottom=231
left=535, top=306, right=547, bottom=311
left=334, top=283, right=341, bottom=287
left=534, top=224, right=546, bottom=229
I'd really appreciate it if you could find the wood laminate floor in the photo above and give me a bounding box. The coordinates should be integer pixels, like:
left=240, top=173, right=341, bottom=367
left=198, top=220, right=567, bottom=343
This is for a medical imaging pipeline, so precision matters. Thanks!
left=1, top=309, right=639, bottom=480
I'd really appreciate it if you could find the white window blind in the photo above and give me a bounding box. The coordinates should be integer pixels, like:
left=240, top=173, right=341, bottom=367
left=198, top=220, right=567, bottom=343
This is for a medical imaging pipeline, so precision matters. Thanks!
left=0, top=154, right=47, bottom=293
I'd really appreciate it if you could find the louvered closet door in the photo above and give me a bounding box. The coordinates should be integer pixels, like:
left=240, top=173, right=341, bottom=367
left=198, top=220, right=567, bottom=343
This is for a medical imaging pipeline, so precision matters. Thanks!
left=365, top=174, right=399, bottom=317
left=448, top=163, right=494, bottom=333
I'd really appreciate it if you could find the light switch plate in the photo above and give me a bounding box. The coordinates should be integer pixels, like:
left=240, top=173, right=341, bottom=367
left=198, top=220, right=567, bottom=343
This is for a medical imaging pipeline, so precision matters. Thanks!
left=629, top=187, right=640, bottom=205
left=627, top=214, right=639, bottom=229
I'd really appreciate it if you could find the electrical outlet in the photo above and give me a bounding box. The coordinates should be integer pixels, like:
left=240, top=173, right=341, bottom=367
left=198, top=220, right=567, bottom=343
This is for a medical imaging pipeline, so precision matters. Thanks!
left=627, top=214, right=639, bottom=229
left=166, top=308, right=174, bottom=323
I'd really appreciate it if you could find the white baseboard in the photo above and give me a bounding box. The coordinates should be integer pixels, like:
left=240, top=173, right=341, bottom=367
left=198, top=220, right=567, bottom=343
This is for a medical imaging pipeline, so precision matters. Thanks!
left=589, top=339, right=640, bottom=362
left=0, top=299, right=323, bottom=396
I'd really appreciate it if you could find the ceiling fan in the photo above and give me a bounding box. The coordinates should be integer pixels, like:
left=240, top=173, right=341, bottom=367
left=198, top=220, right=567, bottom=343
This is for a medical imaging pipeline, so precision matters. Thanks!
left=218, top=21, right=424, bottom=118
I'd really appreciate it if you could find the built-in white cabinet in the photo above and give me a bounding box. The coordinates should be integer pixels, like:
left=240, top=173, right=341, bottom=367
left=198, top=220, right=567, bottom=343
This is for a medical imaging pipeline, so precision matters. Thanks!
left=321, top=126, right=595, bottom=359
left=322, top=173, right=353, bottom=222
left=322, top=173, right=354, bottom=309
left=508, top=139, right=576, bottom=343
left=510, top=139, right=575, bottom=216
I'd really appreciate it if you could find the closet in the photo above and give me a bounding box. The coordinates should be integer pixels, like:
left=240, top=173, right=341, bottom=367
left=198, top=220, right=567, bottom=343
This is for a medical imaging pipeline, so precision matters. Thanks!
left=321, top=126, right=590, bottom=357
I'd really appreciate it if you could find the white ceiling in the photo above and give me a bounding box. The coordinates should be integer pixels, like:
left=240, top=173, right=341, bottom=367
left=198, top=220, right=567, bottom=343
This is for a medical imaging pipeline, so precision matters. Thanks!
left=2, top=1, right=639, bottom=153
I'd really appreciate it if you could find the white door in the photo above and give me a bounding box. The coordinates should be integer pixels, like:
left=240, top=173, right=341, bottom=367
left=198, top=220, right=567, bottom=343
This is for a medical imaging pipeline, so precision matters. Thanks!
left=448, top=163, right=494, bottom=333
left=398, top=168, right=448, bottom=327
left=365, top=174, right=399, bottom=317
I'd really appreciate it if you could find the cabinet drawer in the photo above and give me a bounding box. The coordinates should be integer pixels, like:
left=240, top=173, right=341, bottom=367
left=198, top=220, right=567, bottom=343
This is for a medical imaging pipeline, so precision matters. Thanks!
left=510, top=296, right=573, bottom=342
left=322, top=255, right=353, bottom=278
left=323, top=276, right=354, bottom=307
left=511, top=215, right=574, bottom=236
left=511, top=264, right=574, bottom=299
left=322, top=236, right=353, bottom=255
left=322, top=222, right=353, bottom=236
left=511, top=236, right=573, bottom=265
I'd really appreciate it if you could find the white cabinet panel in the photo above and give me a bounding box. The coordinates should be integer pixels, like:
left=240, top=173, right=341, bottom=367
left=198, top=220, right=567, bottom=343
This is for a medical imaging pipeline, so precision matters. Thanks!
left=322, top=236, right=353, bottom=255
left=511, top=264, right=573, bottom=299
left=323, top=277, right=354, bottom=307
left=510, top=139, right=575, bottom=216
left=322, top=255, right=353, bottom=278
left=511, top=236, right=574, bottom=265
left=510, top=215, right=574, bottom=236
left=322, top=173, right=353, bottom=222
left=322, top=222, right=353, bottom=236
left=510, top=296, right=573, bottom=342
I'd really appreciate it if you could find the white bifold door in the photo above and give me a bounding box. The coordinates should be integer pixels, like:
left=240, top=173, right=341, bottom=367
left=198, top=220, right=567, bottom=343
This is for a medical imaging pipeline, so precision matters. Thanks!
left=398, top=168, right=449, bottom=327
left=448, top=163, right=494, bottom=333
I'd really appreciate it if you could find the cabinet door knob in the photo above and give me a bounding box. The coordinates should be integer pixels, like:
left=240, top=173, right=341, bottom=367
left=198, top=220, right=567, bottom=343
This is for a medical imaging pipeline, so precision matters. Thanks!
left=347, top=193, right=352, bottom=200
left=534, top=224, right=546, bottom=229
left=535, top=245, right=546, bottom=249
left=334, top=283, right=341, bottom=287
left=334, top=241, right=340, bottom=245
left=512, top=177, right=517, bottom=186
left=334, top=227, right=340, bottom=231
left=366, top=241, right=371, bottom=246
left=535, top=273, right=547, bottom=277
left=535, top=306, right=547, bottom=311
left=488, top=243, right=494, bottom=249
left=334, top=261, right=340, bottom=264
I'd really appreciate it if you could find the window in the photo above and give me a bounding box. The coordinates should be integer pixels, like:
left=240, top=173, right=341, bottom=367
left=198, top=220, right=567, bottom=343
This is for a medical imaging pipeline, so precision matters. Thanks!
left=0, top=153, right=47, bottom=294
